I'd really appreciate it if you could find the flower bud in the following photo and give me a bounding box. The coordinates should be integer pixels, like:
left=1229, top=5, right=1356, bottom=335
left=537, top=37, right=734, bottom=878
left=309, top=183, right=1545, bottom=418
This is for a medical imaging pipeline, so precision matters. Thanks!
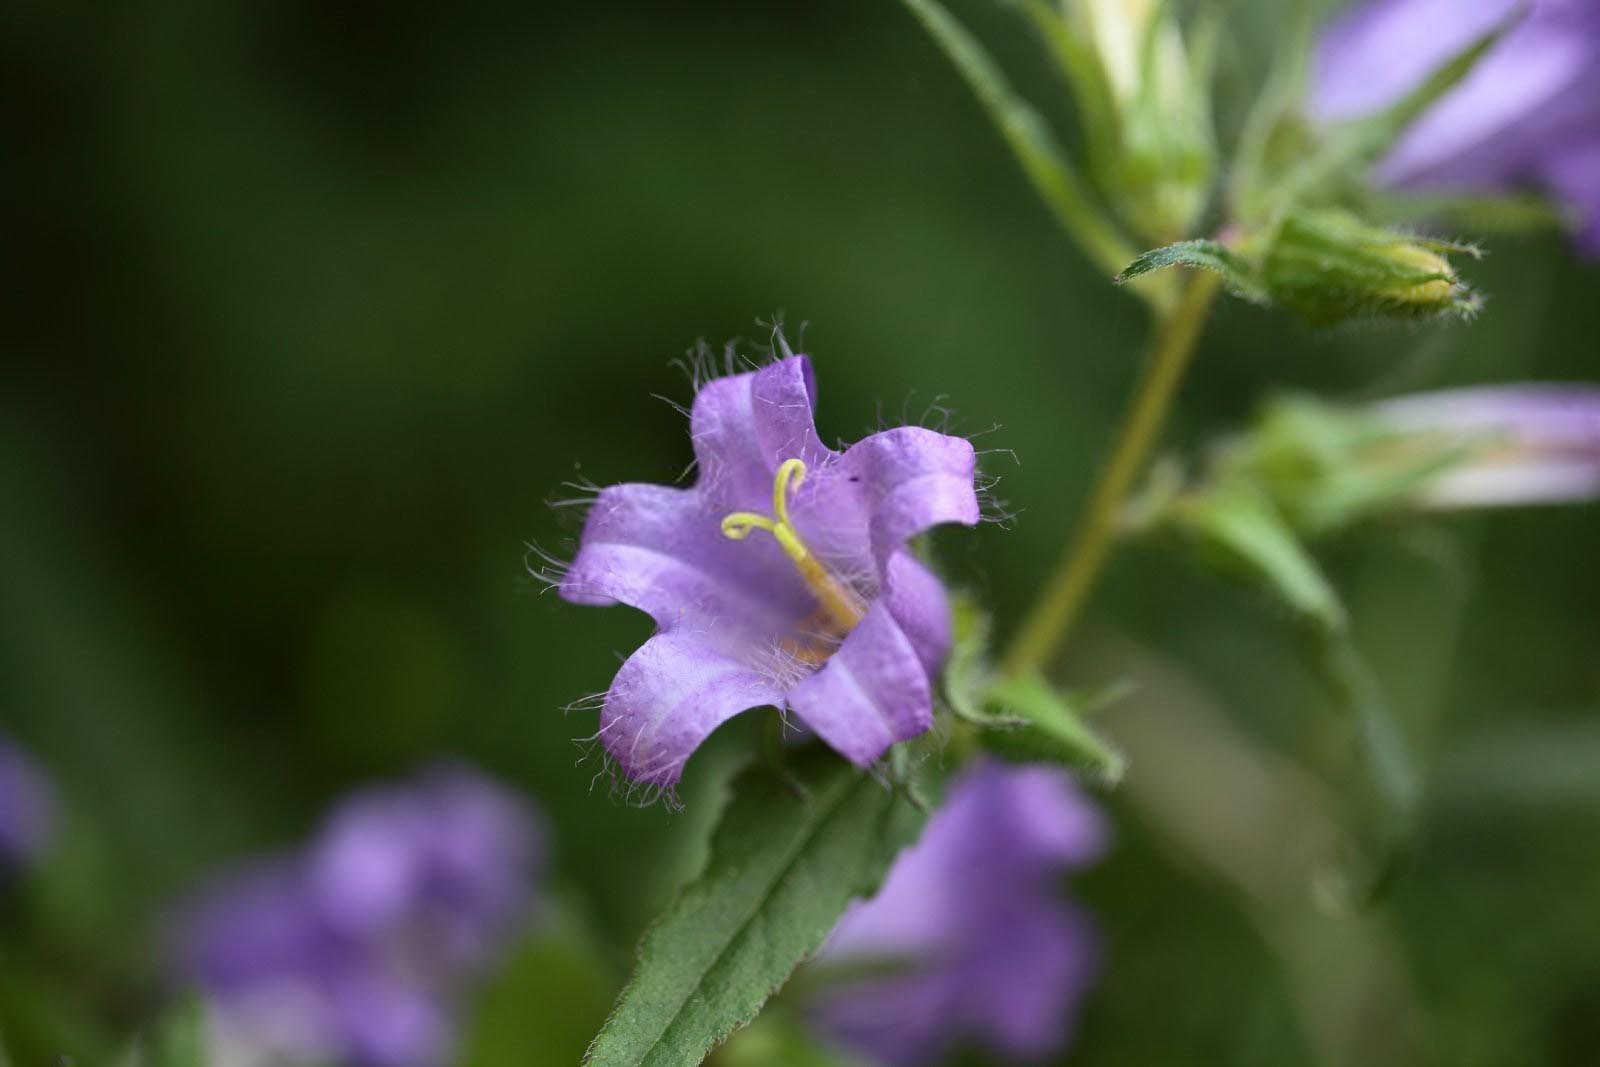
left=1153, top=385, right=1600, bottom=544
left=1367, top=385, right=1600, bottom=508
left=1260, top=209, right=1481, bottom=323
left=1061, top=0, right=1216, bottom=242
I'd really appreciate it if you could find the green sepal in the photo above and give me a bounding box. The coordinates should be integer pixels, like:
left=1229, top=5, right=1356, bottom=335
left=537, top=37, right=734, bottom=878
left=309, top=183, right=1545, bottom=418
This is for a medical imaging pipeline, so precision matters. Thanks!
left=940, top=590, right=1000, bottom=724
left=1117, top=239, right=1268, bottom=302
left=1260, top=208, right=1481, bottom=324
left=977, top=671, right=1128, bottom=785
left=942, top=593, right=1126, bottom=784
left=584, top=747, right=927, bottom=1067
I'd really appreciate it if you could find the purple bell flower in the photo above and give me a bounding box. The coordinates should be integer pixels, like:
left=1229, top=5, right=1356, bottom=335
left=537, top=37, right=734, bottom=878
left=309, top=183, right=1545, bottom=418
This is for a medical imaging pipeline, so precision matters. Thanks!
left=1311, top=0, right=1600, bottom=252
left=173, top=765, right=540, bottom=1067
left=810, top=762, right=1107, bottom=1066
left=0, top=735, right=54, bottom=876
left=1368, top=384, right=1600, bottom=507
left=559, top=355, right=981, bottom=790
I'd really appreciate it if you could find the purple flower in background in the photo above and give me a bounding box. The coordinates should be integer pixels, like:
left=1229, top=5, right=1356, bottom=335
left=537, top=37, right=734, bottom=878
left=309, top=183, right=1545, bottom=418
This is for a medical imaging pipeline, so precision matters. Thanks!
left=558, top=354, right=980, bottom=791
left=1369, top=384, right=1600, bottom=507
left=174, top=766, right=540, bottom=1067
left=0, top=735, right=54, bottom=876
left=1312, top=0, right=1600, bottom=252
left=809, top=762, right=1107, bottom=1066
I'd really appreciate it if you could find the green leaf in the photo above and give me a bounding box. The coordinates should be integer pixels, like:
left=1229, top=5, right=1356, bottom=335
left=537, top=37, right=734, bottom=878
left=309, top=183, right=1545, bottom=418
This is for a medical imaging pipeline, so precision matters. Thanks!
left=1171, top=483, right=1346, bottom=633
left=979, top=672, right=1126, bottom=785
left=1116, top=239, right=1268, bottom=302
left=1307, top=633, right=1424, bottom=912
left=893, top=0, right=1141, bottom=289
left=585, top=747, right=927, bottom=1067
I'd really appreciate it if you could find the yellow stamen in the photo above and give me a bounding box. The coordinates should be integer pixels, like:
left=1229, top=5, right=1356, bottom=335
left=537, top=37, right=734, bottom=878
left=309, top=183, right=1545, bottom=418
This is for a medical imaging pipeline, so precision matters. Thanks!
left=720, top=458, right=865, bottom=635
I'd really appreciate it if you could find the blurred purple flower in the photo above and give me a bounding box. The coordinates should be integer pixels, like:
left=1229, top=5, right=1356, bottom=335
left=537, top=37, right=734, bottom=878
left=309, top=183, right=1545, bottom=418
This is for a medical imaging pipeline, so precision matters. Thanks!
left=174, top=766, right=540, bottom=1067
left=558, top=354, right=980, bottom=791
left=0, top=735, right=54, bottom=876
left=1311, top=0, right=1600, bottom=252
left=1369, top=384, right=1600, bottom=507
left=810, top=762, right=1107, bottom=1066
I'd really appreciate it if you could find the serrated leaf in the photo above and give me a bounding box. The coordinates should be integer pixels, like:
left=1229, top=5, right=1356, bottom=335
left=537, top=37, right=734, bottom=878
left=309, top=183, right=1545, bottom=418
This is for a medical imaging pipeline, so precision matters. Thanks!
left=585, top=747, right=927, bottom=1067
left=1116, top=239, right=1268, bottom=302
left=979, top=672, right=1126, bottom=785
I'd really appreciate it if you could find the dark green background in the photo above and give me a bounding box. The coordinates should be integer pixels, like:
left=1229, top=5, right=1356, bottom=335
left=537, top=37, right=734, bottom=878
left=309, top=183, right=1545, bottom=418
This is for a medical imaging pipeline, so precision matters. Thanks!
left=4, top=1, right=1597, bottom=1064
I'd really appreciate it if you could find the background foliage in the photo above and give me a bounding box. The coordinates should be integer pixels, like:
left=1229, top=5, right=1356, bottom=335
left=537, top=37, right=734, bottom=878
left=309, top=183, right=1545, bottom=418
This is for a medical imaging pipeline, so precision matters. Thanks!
left=4, top=1, right=1598, bottom=1064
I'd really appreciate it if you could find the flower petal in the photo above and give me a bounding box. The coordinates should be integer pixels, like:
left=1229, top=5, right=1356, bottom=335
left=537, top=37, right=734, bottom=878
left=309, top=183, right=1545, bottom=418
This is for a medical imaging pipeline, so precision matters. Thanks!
left=560, top=482, right=813, bottom=634
left=600, top=631, right=787, bottom=788
left=1543, top=134, right=1600, bottom=254
left=814, top=762, right=1104, bottom=1065
left=787, top=600, right=933, bottom=767
left=1378, top=13, right=1592, bottom=186
left=688, top=356, right=833, bottom=511
left=841, top=427, right=981, bottom=567
left=881, top=551, right=953, bottom=679
left=1310, top=0, right=1518, bottom=124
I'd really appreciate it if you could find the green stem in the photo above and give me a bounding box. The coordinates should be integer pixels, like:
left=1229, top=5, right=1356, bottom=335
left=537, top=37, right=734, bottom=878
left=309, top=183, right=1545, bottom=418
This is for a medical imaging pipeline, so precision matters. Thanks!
left=1002, top=269, right=1221, bottom=676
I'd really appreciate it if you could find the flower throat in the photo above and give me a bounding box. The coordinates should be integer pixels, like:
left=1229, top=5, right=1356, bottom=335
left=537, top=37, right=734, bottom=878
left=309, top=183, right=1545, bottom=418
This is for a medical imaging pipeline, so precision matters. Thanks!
left=720, top=458, right=866, bottom=641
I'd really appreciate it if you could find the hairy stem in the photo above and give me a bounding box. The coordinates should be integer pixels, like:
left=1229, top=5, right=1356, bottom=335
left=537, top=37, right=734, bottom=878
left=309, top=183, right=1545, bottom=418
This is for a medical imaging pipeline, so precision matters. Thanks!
left=1002, top=270, right=1221, bottom=676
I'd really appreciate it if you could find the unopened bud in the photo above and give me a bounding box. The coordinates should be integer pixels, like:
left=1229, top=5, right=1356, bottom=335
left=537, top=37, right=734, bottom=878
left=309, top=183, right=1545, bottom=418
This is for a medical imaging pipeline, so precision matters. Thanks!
left=1261, top=209, right=1481, bottom=324
left=1061, top=0, right=1216, bottom=243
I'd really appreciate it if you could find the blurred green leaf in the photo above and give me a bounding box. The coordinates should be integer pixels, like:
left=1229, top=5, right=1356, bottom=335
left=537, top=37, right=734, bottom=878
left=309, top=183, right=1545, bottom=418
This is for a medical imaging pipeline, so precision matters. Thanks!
left=464, top=932, right=615, bottom=1067
left=1169, top=483, right=1346, bottom=633
left=712, top=1013, right=863, bottom=1067
left=978, top=671, right=1126, bottom=784
left=584, top=747, right=926, bottom=1067
left=0, top=968, right=113, bottom=1066
left=131, top=997, right=207, bottom=1067
left=1374, top=191, right=1567, bottom=235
